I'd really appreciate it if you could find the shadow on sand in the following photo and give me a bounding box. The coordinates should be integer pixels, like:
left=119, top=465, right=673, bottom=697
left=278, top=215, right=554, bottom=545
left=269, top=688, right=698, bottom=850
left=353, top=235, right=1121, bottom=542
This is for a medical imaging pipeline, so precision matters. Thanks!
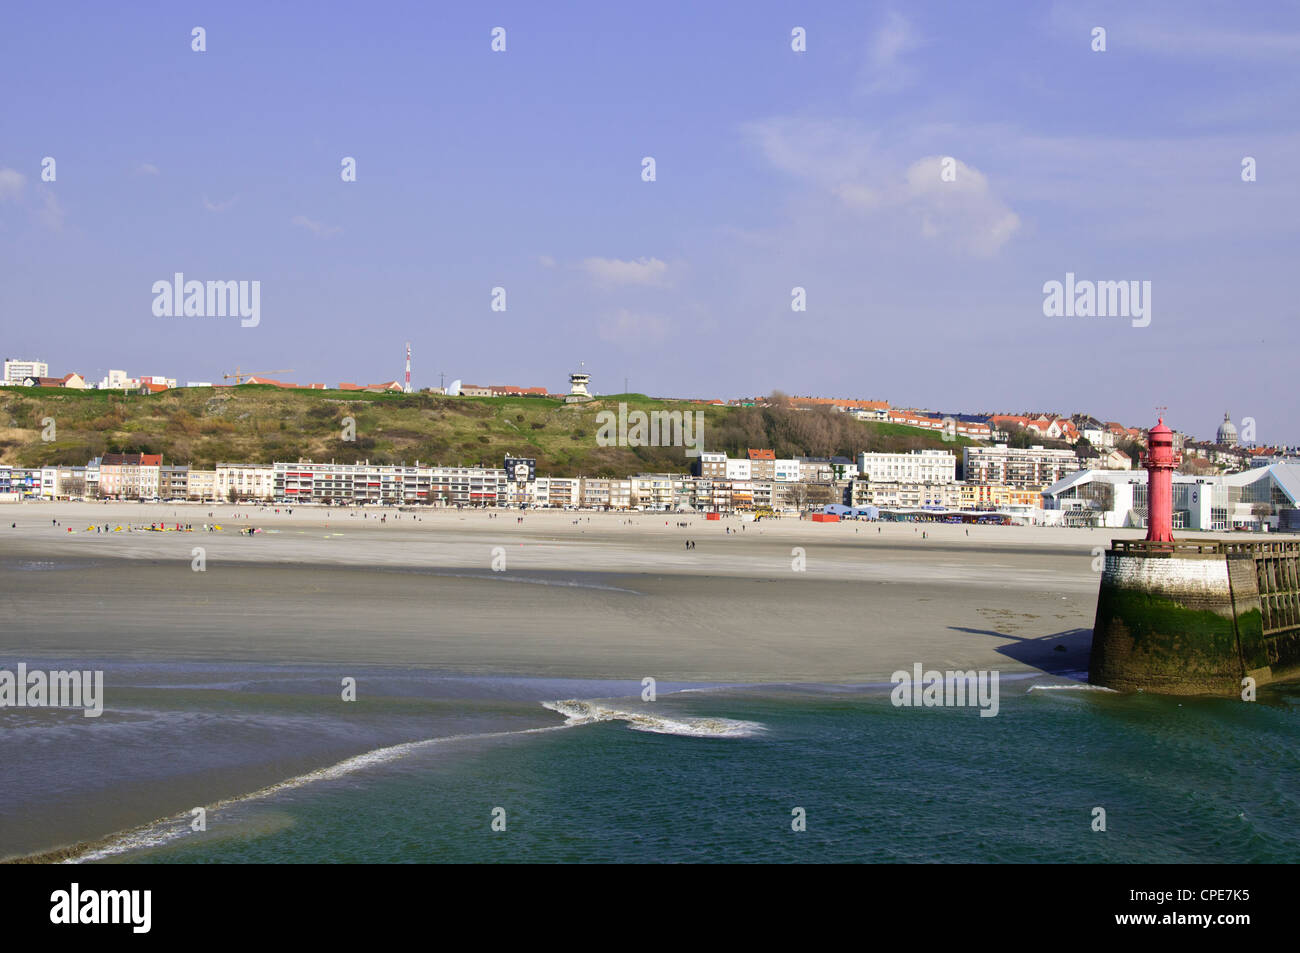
left=948, top=626, right=1093, bottom=679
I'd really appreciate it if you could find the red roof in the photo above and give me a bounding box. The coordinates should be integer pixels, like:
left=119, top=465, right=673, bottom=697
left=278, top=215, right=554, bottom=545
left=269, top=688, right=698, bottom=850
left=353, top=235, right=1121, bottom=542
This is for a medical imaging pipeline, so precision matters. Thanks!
left=747, top=449, right=776, bottom=460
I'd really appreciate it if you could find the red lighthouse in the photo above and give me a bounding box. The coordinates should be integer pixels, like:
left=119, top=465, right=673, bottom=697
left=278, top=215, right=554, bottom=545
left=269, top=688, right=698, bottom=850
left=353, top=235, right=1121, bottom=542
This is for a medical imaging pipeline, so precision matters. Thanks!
left=1144, top=417, right=1178, bottom=543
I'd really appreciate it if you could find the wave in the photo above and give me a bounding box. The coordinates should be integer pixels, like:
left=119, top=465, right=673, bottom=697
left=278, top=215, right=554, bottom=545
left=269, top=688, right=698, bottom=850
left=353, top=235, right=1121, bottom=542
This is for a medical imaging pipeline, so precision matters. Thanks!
left=542, top=699, right=765, bottom=737
left=1026, top=683, right=1117, bottom=693
left=52, top=723, right=570, bottom=864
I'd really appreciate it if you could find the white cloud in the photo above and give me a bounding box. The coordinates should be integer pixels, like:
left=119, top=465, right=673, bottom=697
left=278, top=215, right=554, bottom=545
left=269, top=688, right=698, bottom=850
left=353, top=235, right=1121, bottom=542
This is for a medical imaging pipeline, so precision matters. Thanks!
left=582, top=256, right=668, bottom=286
left=36, top=189, right=65, bottom=231
left=743, top=117, right=879, bottom=185
left=898, top=156, right=1021, bottom=255
left=538, top=254, right=556, bottom=268
left=202, top=194, right=236, bottom=212
left=1047, top=5, right=1300, bottom=60
left=860, top=12, right=921, bottom=94
left=1131, top=26, right=1300, bottom=57
left=598, top=308, right=670, bottom=345
left=0, top=168, right=26, bottom=201
left=291, top=214, right=342, bottom=238
left=745, top=119, right=1021, bottom=256
left=834, top=183, right=880, bottom=210
left=136, top=162, right=160, bottom=176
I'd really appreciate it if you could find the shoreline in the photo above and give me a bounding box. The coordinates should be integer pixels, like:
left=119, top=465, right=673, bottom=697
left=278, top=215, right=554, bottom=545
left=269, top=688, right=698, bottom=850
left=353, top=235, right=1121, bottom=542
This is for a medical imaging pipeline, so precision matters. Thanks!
left=4, top=502, right=1106, bottom=861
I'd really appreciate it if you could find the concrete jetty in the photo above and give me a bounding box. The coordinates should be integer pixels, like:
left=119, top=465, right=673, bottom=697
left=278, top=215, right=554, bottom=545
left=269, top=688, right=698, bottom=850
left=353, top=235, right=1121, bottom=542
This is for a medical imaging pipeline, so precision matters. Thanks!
left=1090, top=538, right=1300, bottom=694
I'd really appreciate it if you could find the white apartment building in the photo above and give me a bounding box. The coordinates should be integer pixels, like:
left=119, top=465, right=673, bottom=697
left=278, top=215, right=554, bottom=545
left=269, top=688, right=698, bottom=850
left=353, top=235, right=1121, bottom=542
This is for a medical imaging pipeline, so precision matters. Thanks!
left=852, top=481, right=962, bottom=509
left=725, top=458, right=752, bottom=481
left=216, top=464, right=278, bottom=500
left=773, top=458, right=802, bottom=483
left=99, top=370, right=131, bottom=390
left=1081, top=427, right=1115, bottom=449
left=4, top=359, right=48, bottom=385
left=273, top=462, right=507, bottom=506
left=535, top=477, right=579, bottom=508
left=857, top=449, right=957, bottom=484
left=964, top=445, right=1080, bottom=488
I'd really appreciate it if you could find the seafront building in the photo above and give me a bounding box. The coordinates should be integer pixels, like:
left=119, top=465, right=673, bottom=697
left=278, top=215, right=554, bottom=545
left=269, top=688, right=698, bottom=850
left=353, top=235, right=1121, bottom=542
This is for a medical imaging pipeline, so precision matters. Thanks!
left=96, top=453, right=163, bottom=499
left=963, top=444, right=1080, bottom=487
left=187, top=469, right=217, bottom=501
left=216, top=464, right=277, bottom=501
left=4, top=425, right=1297, bottom=529
left=1043, top=464, right=1300, bottom=531
left=856, top=449, right=957, bottom=484
left=851, top=479, right=962, bottom=509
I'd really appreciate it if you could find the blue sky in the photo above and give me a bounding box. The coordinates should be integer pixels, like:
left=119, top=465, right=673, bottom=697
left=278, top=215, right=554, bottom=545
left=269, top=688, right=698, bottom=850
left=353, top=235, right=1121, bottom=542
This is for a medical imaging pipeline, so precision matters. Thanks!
left=2, top=1, right=1298, bottom=443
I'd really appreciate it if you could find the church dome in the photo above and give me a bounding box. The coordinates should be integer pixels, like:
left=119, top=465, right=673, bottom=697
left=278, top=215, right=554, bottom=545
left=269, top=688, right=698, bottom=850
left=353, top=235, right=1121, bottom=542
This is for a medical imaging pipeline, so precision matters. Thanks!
left=1216, top=412, right=1238, bottom=446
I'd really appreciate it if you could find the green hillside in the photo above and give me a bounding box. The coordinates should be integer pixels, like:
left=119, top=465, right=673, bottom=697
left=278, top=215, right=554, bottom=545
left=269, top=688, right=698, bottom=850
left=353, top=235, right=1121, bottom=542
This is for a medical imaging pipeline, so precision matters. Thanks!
left=0, top=386, right=974, bottom=476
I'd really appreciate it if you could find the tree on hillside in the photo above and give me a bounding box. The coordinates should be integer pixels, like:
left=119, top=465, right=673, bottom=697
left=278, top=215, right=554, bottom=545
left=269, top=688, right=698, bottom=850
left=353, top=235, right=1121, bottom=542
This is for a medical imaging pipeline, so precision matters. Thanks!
left=1117, top=437, right=1145, bottom=466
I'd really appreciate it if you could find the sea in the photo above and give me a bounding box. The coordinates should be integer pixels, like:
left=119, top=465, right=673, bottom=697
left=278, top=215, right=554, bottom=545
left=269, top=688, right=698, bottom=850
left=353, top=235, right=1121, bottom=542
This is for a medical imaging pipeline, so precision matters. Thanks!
left=3, top=660, right=1298, bottom=863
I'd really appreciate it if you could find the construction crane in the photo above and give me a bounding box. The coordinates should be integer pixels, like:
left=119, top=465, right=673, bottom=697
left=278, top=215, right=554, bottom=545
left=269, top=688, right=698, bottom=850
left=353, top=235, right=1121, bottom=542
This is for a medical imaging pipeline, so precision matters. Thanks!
left=223, top=367, right=294, bottom=385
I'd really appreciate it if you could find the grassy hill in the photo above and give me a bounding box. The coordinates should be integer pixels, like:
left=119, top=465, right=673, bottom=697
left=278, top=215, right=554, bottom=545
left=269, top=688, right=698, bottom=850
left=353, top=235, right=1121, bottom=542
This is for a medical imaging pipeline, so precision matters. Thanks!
left=0, top=386, right=975, bottom=476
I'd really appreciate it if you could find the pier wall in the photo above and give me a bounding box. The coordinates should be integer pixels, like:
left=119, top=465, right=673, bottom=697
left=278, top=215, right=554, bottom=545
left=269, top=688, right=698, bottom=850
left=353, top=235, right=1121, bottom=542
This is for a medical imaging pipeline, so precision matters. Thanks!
left=1090, top=540, right=1300, bottom=695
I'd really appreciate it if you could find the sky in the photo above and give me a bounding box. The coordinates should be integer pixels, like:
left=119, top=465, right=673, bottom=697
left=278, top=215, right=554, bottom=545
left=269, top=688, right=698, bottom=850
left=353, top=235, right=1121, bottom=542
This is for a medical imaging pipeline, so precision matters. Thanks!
left=2, top=1, right=1298, bottom=444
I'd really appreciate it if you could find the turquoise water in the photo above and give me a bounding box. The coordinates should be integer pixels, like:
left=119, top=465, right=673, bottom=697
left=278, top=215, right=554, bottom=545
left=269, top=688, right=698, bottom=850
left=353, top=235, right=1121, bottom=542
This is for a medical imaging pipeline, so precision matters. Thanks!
left=64, top=675, right=1300, bottom=864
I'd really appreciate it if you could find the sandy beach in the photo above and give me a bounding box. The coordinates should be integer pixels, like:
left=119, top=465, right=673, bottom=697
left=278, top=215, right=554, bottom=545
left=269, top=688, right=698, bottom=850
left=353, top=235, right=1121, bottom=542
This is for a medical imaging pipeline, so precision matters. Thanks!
left=0, top=501, right=1139, bottom=682
left=7, top=501, right=1291, bottom=865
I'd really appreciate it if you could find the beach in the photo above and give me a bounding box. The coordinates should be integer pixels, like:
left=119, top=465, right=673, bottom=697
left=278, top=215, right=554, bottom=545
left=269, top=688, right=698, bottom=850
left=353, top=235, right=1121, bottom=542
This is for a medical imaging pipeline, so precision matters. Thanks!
left=0, top=502, right=1172, bottom=861
left=2, top=502, right=1129, bottom=680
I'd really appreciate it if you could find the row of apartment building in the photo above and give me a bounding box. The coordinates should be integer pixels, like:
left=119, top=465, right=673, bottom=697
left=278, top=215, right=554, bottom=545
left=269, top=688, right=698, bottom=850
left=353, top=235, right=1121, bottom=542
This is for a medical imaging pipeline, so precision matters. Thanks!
left=0, top=459, right=1017, bottom=512
left=701, top=446, right=1081, bottom=488
left=2, top=445, right=1087, bottom=507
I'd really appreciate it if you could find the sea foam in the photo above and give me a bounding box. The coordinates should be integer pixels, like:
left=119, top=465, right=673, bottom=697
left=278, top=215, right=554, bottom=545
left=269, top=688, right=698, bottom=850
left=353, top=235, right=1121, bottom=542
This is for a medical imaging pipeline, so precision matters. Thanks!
left=542, top=699, right=764, bottom=738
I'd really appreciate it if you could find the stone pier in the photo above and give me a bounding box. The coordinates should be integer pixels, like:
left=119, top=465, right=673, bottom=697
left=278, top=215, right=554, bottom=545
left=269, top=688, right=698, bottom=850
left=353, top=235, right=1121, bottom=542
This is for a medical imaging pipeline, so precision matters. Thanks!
left=1090, top=539, right=1300, bottom=695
